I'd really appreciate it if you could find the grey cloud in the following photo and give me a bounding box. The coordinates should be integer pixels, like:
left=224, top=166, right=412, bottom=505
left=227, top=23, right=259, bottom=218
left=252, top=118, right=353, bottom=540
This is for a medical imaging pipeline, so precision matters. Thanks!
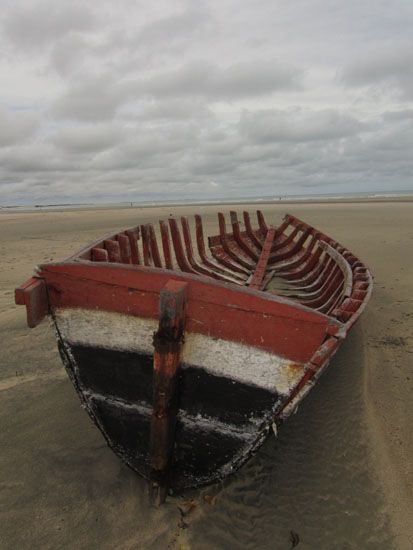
left=4, top=106, right=412, bottom=202
left=2, top=1, right=413, bottom=204
left=52, top=76, right=127, bottom=121
left=239, top=109, right=363, bottom=144
left=138, top=99, right=213, bottom=121
left=1, top=143, right=77, bottom=173
left=0, top=108, right=39, bottom=147
left=341, top=46, right=413, bottom=98
left=137, top=6, right=214, bottom=45
left=4, top=1, right=95, bottom=50
left=135, top=59, right=303, bottom=100
left=50, top=34, right=89, bottom=77
left=51, top=123, right=122, bottom=154
left=51, top=57, right=301, bottom=124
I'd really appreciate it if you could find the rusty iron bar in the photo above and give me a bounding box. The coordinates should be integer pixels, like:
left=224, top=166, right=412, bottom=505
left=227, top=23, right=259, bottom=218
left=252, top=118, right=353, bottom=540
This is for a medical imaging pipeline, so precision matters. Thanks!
left=149, top=280, right=187, bottom=505
left=249, top=228, right=277, bottom=290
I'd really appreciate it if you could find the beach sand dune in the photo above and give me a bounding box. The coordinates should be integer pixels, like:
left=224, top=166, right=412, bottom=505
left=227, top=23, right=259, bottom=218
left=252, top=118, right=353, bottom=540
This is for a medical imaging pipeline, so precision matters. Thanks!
left=1, top=201, right=412, bottom=549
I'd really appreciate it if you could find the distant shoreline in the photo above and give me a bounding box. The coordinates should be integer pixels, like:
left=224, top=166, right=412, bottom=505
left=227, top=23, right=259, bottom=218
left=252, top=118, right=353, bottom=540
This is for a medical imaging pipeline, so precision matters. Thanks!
left=1, top=193, right=413, bottom=214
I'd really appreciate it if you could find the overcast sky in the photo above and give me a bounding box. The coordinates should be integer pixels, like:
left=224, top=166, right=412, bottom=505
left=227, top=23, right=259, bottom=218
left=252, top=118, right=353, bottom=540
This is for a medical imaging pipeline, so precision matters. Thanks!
left=1, top=0, right=413, bottom=204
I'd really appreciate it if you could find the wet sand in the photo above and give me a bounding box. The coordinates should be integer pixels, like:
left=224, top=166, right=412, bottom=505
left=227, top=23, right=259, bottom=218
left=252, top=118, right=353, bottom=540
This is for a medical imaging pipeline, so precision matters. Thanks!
left=1, top=201, right=412, bottom=549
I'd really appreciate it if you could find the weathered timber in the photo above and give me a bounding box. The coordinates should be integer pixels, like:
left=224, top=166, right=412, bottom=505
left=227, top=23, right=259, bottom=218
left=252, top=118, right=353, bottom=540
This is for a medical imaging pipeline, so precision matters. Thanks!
left=249, top=228, right=277, bottom=290
left=149, top=280, right=187, bottom=504
left=15, top=277, right=48, bottom=328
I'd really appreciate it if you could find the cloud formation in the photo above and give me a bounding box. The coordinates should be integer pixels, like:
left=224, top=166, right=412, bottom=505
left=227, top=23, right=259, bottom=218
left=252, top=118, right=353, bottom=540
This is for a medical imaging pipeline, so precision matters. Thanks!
left=1, top=0, right=412, bottom=204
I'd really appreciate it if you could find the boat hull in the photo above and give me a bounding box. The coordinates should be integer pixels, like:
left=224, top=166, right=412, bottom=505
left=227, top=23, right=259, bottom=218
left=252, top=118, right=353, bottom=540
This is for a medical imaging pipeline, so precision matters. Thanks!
left=15, top=210, right=373, bottom=497
left=54, top=308, right=293, bottom=490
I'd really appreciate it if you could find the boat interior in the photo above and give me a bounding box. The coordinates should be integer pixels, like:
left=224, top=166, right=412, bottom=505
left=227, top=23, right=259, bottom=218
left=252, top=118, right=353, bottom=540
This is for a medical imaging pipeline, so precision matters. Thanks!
left=73, top=211, right=372, bottom=326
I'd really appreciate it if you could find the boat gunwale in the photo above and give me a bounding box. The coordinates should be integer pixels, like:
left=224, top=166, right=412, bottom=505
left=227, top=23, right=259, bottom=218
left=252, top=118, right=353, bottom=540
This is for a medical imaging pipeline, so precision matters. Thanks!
left=49, top=210, right=372, bottom=330
left=36, top=259, right=344, bottom=328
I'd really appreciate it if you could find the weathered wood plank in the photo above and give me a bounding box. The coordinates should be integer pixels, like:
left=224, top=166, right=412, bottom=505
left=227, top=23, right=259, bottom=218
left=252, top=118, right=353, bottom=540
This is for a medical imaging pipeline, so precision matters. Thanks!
left=149, top=280, right=187, bottom=504
left=15, top=277, right=48, bottom=327
left=249, top=228, right=277, bottom=290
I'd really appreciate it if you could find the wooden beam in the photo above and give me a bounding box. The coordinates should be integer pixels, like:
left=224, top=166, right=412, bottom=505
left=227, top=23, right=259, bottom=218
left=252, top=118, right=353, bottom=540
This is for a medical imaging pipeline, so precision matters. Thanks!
left=15, top=277, right=48, bottom=328
left=249, top=228, right=277, bottom=290
left=149, top=280, right=187, bottom=505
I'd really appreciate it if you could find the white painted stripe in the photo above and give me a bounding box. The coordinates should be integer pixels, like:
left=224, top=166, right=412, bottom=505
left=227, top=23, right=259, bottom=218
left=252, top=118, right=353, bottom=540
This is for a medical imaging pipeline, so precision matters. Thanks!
left=183, top=332, right=303, bottom=394
left=54, top=308, right=304, bottom=395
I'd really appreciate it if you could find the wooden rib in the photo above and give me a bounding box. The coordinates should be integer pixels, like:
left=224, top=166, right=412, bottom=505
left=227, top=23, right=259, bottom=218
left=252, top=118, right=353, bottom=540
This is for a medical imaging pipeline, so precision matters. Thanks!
left=291, top=264, right=341, bottom=300
left=117, top=234, right=132, bottom=264
left=194, top=215, right=246, bottom=282
left=125, top=229, right=141, bottom=265
left=147, top=224, right=162, bottom=268
left=288, top=251, right=331, bottom=288
left=243, top=211, right=263, bottom=249
left=281, top=242, right=324, bottom=280
left=256, top=210, right=268, bottom=236
left=270, top=218, right=292, bottom=252
left=180, top=217, right=220, bottom=278
left=249, top=228, right=277, bottom=290
left=276, top=233, right=318, bottom=273
left=284, top=258, right=335, bottom=297
left=270, top=227, right=311, bottom=262
left=140, top=225, right=151, bottom=266
left=209, top=246, right=251, bottom=276
left=317, top=279, right=345, bottom=314
left=104, top=239, right=121, bottom=262
left=168, top=218, right=197, bottom=273
left=218, top=212, right=254, bottom=270
left=293, top=254, right=338, bottom=293
left=230, top=211, right=259, bottom=261
left=325, top=284, right=347, bottom=315
left=91, top=247, right=109, bottom=262
left=269, top=224, right=301, bottom=257
left=319, top=241, right=353, bottom=298
left=299, top=269, right=343, bottom=309
left=159, top=221, right=173, bottom=270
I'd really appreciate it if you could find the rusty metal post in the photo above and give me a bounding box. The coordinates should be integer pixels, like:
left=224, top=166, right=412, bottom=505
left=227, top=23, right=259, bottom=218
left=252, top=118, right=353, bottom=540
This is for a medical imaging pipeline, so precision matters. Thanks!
left=149, top=280, right=187, bottom=505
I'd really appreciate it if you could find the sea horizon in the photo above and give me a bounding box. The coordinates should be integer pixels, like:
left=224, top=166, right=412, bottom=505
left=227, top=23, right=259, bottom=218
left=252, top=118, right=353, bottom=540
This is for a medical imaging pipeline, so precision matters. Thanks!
left=2, top=189, right=413, bottom=213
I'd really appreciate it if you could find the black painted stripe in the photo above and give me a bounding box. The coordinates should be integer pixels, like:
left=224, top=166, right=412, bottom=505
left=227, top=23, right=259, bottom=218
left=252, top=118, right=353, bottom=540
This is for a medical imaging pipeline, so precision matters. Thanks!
left=88, top=394, right=263, bottom=490
left=70, top=344, right=280, bottom=426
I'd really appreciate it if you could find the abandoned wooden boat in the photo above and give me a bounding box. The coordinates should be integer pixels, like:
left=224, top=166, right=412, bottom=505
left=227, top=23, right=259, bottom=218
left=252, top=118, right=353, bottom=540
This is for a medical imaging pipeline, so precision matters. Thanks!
left=15, top=211, right=372, bottom=501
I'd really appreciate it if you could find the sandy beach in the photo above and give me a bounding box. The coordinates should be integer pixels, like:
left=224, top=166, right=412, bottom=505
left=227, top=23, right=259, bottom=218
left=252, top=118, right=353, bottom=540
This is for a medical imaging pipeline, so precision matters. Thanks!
left=1, top=201, right=412, bottom=549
